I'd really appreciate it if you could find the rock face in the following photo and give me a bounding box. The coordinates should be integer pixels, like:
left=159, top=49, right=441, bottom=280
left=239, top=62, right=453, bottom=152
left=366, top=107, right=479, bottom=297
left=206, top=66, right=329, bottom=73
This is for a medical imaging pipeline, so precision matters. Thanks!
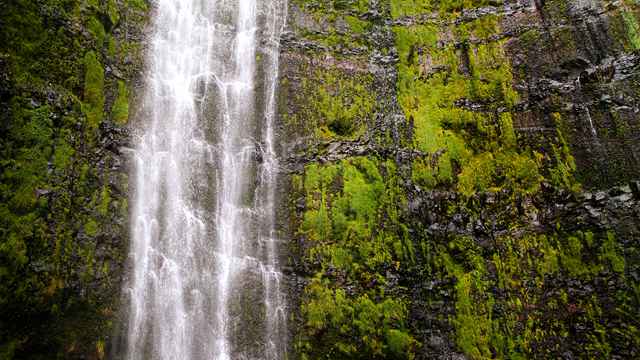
left=0, top=0, right=148, bottom=357
left=279, top=0, right=640, bottom=359
left=1, top=0, right=639, bottom=358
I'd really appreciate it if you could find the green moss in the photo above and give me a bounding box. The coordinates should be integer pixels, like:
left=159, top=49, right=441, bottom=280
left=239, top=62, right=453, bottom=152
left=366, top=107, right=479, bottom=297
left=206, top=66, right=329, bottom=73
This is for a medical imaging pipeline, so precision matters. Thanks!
left=96, top=339, right=105, bottom=359
left=498, top=112, right=516, bottom=147
left=85, top=219, right=99, bottom=237
left=106, top=0, right=119, bottom=25
left=549, top=113, right=581, bottom=192
left=292, top=0, right=373, bottom=49
left=390, top=0, right=502, bottom=18
left=390, top=0, right=432, bottom=18
left=560, top=233, right=592, bottom=277
left=106, top=35, right=117, bottom=58
left=288, top=68, right=375, bottom=141
left=316, top=74, right=373, bottom=138
left=53, top=136, right=75, bottom=171
left=395, top=18, right=535, bottom=195
left=497, top=151, right=543, bottom=194
left=621, top=8, right=640, bottom=49
left=584, top=300, right=612, bottom=358
left=111, top=80, right=129, bottom=124
left=98, top=185, right=110, bottom=217
left=87, top=17, right=106, bottom=48
left=600, top=231, right=625, bottom=273
left=458, top=153, right=496, bottom=196
left=0, top=0, right=148, bottom=355
left=433, top=229, right=634, bottom=359
left=127, top=0, right=148, bottom=11
left=345, top=15, right=370, bottom=33
left=82, top=51, right=105, bottom=130
left=297, top=157, right=416, bottom=358
left=436, top=237, right=493, bottom=359
left=294, top=0, right=369, bottom=14
left=301, top=276, right=416, bottom=358
left=398, top=12, right=560, bottom=198
left=455, top=15, right=500, bottom=40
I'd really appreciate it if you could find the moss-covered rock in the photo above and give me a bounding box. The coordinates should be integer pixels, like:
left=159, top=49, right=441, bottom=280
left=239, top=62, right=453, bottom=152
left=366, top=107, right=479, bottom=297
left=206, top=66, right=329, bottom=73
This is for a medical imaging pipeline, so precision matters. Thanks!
left=282, top=0, right=640, bottom=358
left=0, top=0, right=148, bottom=357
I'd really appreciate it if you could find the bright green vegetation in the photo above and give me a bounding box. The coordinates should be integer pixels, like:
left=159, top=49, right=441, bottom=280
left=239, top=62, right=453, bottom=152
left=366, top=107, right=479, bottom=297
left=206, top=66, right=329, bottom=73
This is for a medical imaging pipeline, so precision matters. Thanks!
left=107, top=0, right=120, bottom=25
left=622, top=9, right=640, bottom=49
left=0, top=0, right=147, bottom=357
left=294, top=157, right=417, bottom=359
left=286, top=67, right=375, bottom=140
left=291, top=0, right=373, bottom=48
left=287, top=0, right=640, bottom=358
left=394, top=17, right=548, bottom=196
left=302, top=278, right=416, bottom=358
left=386, top=1, right=639, bottom=358
left=112, top=80, right=130, bottom=124
left=88, top=16, right=107, bottom=48
left=127, top=0, right=149, bottom=11
left=345, top=15, right=369, bottom=33
left=549, top=113, right=581, bottom=192
left=390, top=0, right=501, bottom=18
left=390, top=0, right=432, bottom=18
left=1, top=0, right=639, bottom=358
left=425, top=229, right=637, bottom=359
left=83, top=51, right=105, bottom=130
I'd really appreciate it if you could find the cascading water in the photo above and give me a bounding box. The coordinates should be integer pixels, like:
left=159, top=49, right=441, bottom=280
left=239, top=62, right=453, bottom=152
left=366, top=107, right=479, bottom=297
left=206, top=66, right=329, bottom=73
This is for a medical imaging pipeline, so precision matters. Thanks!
left=124, top=0, right=287, bottom=358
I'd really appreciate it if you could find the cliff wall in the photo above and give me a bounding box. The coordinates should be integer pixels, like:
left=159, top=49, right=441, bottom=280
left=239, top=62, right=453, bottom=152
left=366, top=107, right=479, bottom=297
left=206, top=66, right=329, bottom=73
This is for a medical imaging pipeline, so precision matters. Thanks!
left=0, top=0, right=148, bottom=357
left=279, top=0, right=640, bottom=358
left=1, top=0, right=639, bottom=358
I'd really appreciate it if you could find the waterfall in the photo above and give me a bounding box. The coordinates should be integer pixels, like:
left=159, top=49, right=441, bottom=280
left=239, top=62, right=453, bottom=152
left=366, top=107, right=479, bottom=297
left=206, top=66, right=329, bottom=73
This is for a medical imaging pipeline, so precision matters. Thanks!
left=124, top=0, right=287, bottom=358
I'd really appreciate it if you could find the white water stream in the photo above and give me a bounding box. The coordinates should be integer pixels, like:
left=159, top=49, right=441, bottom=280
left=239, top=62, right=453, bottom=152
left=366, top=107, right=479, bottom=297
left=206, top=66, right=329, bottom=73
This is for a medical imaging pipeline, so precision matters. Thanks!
left=124, top=0, right=287, bottom=358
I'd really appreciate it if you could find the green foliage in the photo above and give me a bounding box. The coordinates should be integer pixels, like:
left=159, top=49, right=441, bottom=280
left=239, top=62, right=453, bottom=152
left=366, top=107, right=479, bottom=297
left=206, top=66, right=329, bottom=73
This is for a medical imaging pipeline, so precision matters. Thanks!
left=345, top=15, right=370, bottom=33
left=99, top=184, right=111, bottom=217
left=430, top=229, right=634, bottom=359
left=390, top=0, right=501, bottom=18
left=600, top=231, right=625, bottom=273
left=107, top=35, right=117, bottom=57
left=0, top=0, right=146, bottom=356
left=457, top=153, right=496, bottom=196
left=83, top=51, right=105, bottom=130
left=88, top=17, right=106, bottom=48
left=390, top=0, right=432, bottom=18
left=549, top=113, right=580, bottom=192
left=53, top=132, right=75, bottom=171
left=289, top=69, right=375, bottom=140
left=437, top=239, right=494, bottom=359
left=622, top=9, right=640, bottom=49
left=85, top=219, right=99, bottom=237
left=112, top=80, right=130, bottom=124
left=292, top=0, right=373, bottom=48
left=394, top=19, right=544, bottom=197
left=107, top=0, right=120, bottom=25
left=127, top=0, right=148, bottom=11
left=301, top=276, right=416, bottom=359
left=297, top=157, right=416, bottom=358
